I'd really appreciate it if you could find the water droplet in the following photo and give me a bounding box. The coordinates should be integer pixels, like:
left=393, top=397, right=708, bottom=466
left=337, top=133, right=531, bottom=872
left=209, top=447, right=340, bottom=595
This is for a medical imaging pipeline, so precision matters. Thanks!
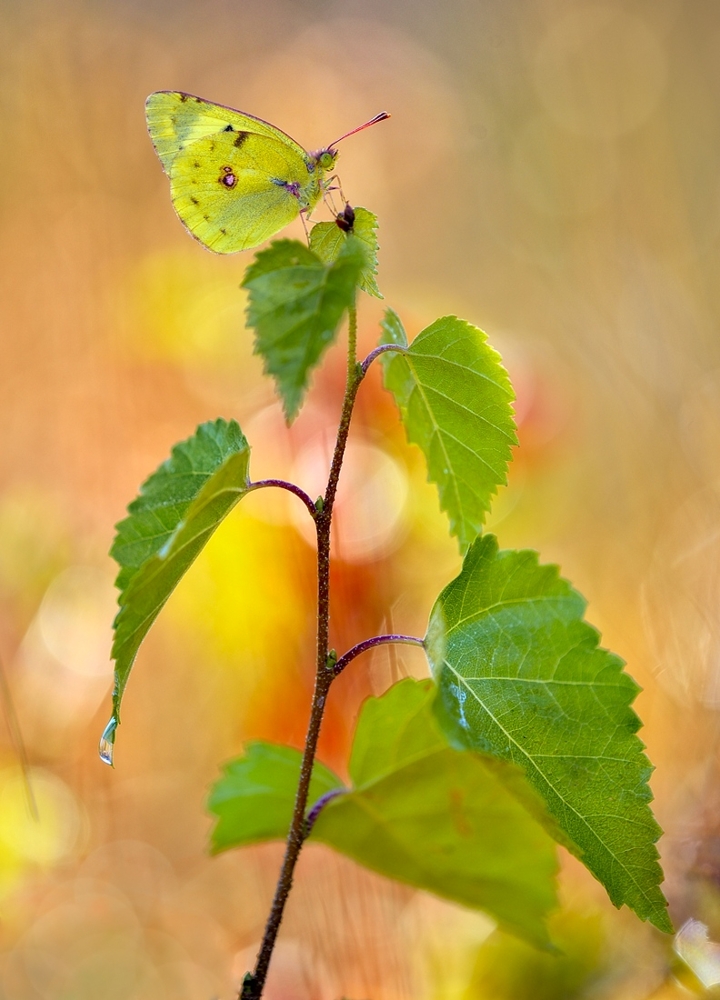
left=98, top=717, right=116, bottom=766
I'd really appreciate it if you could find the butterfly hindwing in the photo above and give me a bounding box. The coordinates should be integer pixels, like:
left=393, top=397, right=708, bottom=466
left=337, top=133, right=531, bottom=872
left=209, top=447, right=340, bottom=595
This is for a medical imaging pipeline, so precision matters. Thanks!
left=170, top=133, right=309, bottom=252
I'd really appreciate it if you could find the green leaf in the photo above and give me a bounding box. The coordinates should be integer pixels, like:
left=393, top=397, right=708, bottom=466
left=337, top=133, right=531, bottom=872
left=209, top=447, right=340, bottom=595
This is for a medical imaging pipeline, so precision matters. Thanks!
left=425, top=535, right=671, bottom=933
left=312, top=678, right=559, bottom=946
left=309, top=206, right=382, bottom=298
left=345, top=673, right=447, bottom=786
left=208, top=742, right=344, bottom=852
left=381, top=311, right=517, bottom=553
left=243, top=237, right=366, bottom=421
left=467, top=909, right=606, bottom=1000
left=242, top=239, right=318, bottom=281
left=110, top=419, right=251, bottom=734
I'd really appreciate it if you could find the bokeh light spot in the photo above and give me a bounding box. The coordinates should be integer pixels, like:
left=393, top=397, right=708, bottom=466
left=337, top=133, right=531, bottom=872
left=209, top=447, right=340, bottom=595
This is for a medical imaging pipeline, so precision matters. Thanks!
left=37, top=565, right=115, bottom=678
left=0, top=767, right=82, bottom=864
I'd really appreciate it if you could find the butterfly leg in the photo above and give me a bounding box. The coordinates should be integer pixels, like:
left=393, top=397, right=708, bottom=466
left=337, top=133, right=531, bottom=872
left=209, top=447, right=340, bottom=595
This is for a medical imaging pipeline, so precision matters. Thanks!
left=299, top=209, right=310, bottom=244
left=322, top=173, right=346, bottom=215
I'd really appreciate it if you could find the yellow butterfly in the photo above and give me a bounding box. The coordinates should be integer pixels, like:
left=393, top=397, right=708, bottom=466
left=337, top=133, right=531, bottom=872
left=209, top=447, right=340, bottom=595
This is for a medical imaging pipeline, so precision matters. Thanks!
left=146, top=91, right=389, bottom=253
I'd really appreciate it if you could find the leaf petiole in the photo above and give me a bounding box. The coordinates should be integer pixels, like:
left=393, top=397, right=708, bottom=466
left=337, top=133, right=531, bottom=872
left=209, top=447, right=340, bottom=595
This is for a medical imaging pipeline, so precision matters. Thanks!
left=332, top=633, right=425, bottom=677
left=360, top=341, right=407, bottom=375
left=247, top=479, right=318, bottom=519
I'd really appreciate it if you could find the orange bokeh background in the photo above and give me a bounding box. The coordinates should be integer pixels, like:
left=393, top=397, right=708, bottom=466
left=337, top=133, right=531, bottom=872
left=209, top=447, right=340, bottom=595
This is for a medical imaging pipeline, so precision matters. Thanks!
left=2, top=1, right=720, bottom=997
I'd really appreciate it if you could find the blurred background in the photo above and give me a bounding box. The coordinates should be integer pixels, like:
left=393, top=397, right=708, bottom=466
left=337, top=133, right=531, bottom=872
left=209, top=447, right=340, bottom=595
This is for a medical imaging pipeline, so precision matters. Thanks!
left=1, top=0, right=720, bottom=996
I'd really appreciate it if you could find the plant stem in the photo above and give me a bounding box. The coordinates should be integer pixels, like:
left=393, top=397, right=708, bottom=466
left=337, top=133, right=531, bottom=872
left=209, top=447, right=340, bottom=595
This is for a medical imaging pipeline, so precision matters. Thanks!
left=242, top=299, right=362, bottom=1000
left=242, top=668, right=332, bottom=999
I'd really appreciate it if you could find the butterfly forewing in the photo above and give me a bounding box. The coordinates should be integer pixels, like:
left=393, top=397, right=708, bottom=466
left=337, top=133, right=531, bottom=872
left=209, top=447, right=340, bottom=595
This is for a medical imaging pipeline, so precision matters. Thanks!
left=146, top=91, right=310, bottom=174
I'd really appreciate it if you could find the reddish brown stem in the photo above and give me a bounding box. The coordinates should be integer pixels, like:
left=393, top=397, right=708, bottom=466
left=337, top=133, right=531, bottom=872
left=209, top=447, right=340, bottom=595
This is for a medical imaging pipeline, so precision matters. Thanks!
left=241, top=300, right=362, bottom=1000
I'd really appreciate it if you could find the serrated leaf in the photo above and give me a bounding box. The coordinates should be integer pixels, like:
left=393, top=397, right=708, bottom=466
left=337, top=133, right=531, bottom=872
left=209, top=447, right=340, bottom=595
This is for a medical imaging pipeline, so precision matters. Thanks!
left=381, top=311, right=517, bottom=553
left=208, top=742, right=344, bottom=852
left=312, top=678, right=559, bottom=946
left=425, top=534, right=671, bottom=933
left=110, top=419, right=251, bottom=733
left=243, top=237, right=366, bottom=421
left=309, top=206, right=382, bottom=298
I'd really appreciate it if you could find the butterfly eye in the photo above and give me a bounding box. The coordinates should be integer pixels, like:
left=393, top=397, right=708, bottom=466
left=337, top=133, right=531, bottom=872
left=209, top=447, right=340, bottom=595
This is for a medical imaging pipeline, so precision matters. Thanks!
left=318, top=150, right=336, bottom=170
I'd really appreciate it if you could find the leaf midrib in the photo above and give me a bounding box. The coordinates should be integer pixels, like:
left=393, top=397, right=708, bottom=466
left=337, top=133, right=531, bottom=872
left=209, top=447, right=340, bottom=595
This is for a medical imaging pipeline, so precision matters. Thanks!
left=401, top=352, right=465, bottom=537
left=419, top=379, right=517, bottom=444
left=120, top=477, right=248, bottom=594
left=412, top=346, right=515, bottom=413
left=352, top=741, right=448, bottom=795
left=115, top=480, right=249, bottom=654
left=441, top=657, right=658, bottom=910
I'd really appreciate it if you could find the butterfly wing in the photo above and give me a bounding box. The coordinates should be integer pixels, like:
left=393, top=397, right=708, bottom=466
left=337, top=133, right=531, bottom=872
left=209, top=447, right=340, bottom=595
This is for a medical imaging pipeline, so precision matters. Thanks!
left=170, top=133, right=316, bottom=253
left=145, top=91, right=309, bottom=172
left=146, top=92, right=321, bottom=253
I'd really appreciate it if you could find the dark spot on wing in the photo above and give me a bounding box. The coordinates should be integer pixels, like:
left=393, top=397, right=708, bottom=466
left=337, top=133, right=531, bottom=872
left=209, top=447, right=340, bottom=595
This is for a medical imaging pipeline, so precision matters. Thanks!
left=223, top=124, right=234, bottom=132
left=193, top=162, right=200, bottom=168
left=219, top=165, right=237, bottom=188
left=180, top=93, right=189, bottom=102
left=220, top=228, right=227, bottom=235
left=210, top=142, right=216, bottom=151
left=203, top=214, right=210, bottom=221
left=234, top=131, right=249, bottom=148
left=190, top=196, right=199, bottom=205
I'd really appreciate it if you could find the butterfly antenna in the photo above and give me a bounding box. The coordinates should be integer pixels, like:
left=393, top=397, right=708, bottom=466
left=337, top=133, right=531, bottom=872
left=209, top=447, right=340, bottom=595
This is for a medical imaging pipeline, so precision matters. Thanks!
left=329, top=112, right=390, bottom=148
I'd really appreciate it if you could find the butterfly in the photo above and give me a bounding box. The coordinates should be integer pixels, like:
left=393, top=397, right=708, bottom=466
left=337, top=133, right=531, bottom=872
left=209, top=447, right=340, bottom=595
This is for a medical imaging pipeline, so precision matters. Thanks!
left=145, top=91, right=389, bottom=253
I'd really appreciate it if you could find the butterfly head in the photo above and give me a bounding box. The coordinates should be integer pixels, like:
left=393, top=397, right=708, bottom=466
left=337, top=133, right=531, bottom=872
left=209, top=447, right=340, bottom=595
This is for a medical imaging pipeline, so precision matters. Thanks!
left=310, top=147, right=339, bottom=172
